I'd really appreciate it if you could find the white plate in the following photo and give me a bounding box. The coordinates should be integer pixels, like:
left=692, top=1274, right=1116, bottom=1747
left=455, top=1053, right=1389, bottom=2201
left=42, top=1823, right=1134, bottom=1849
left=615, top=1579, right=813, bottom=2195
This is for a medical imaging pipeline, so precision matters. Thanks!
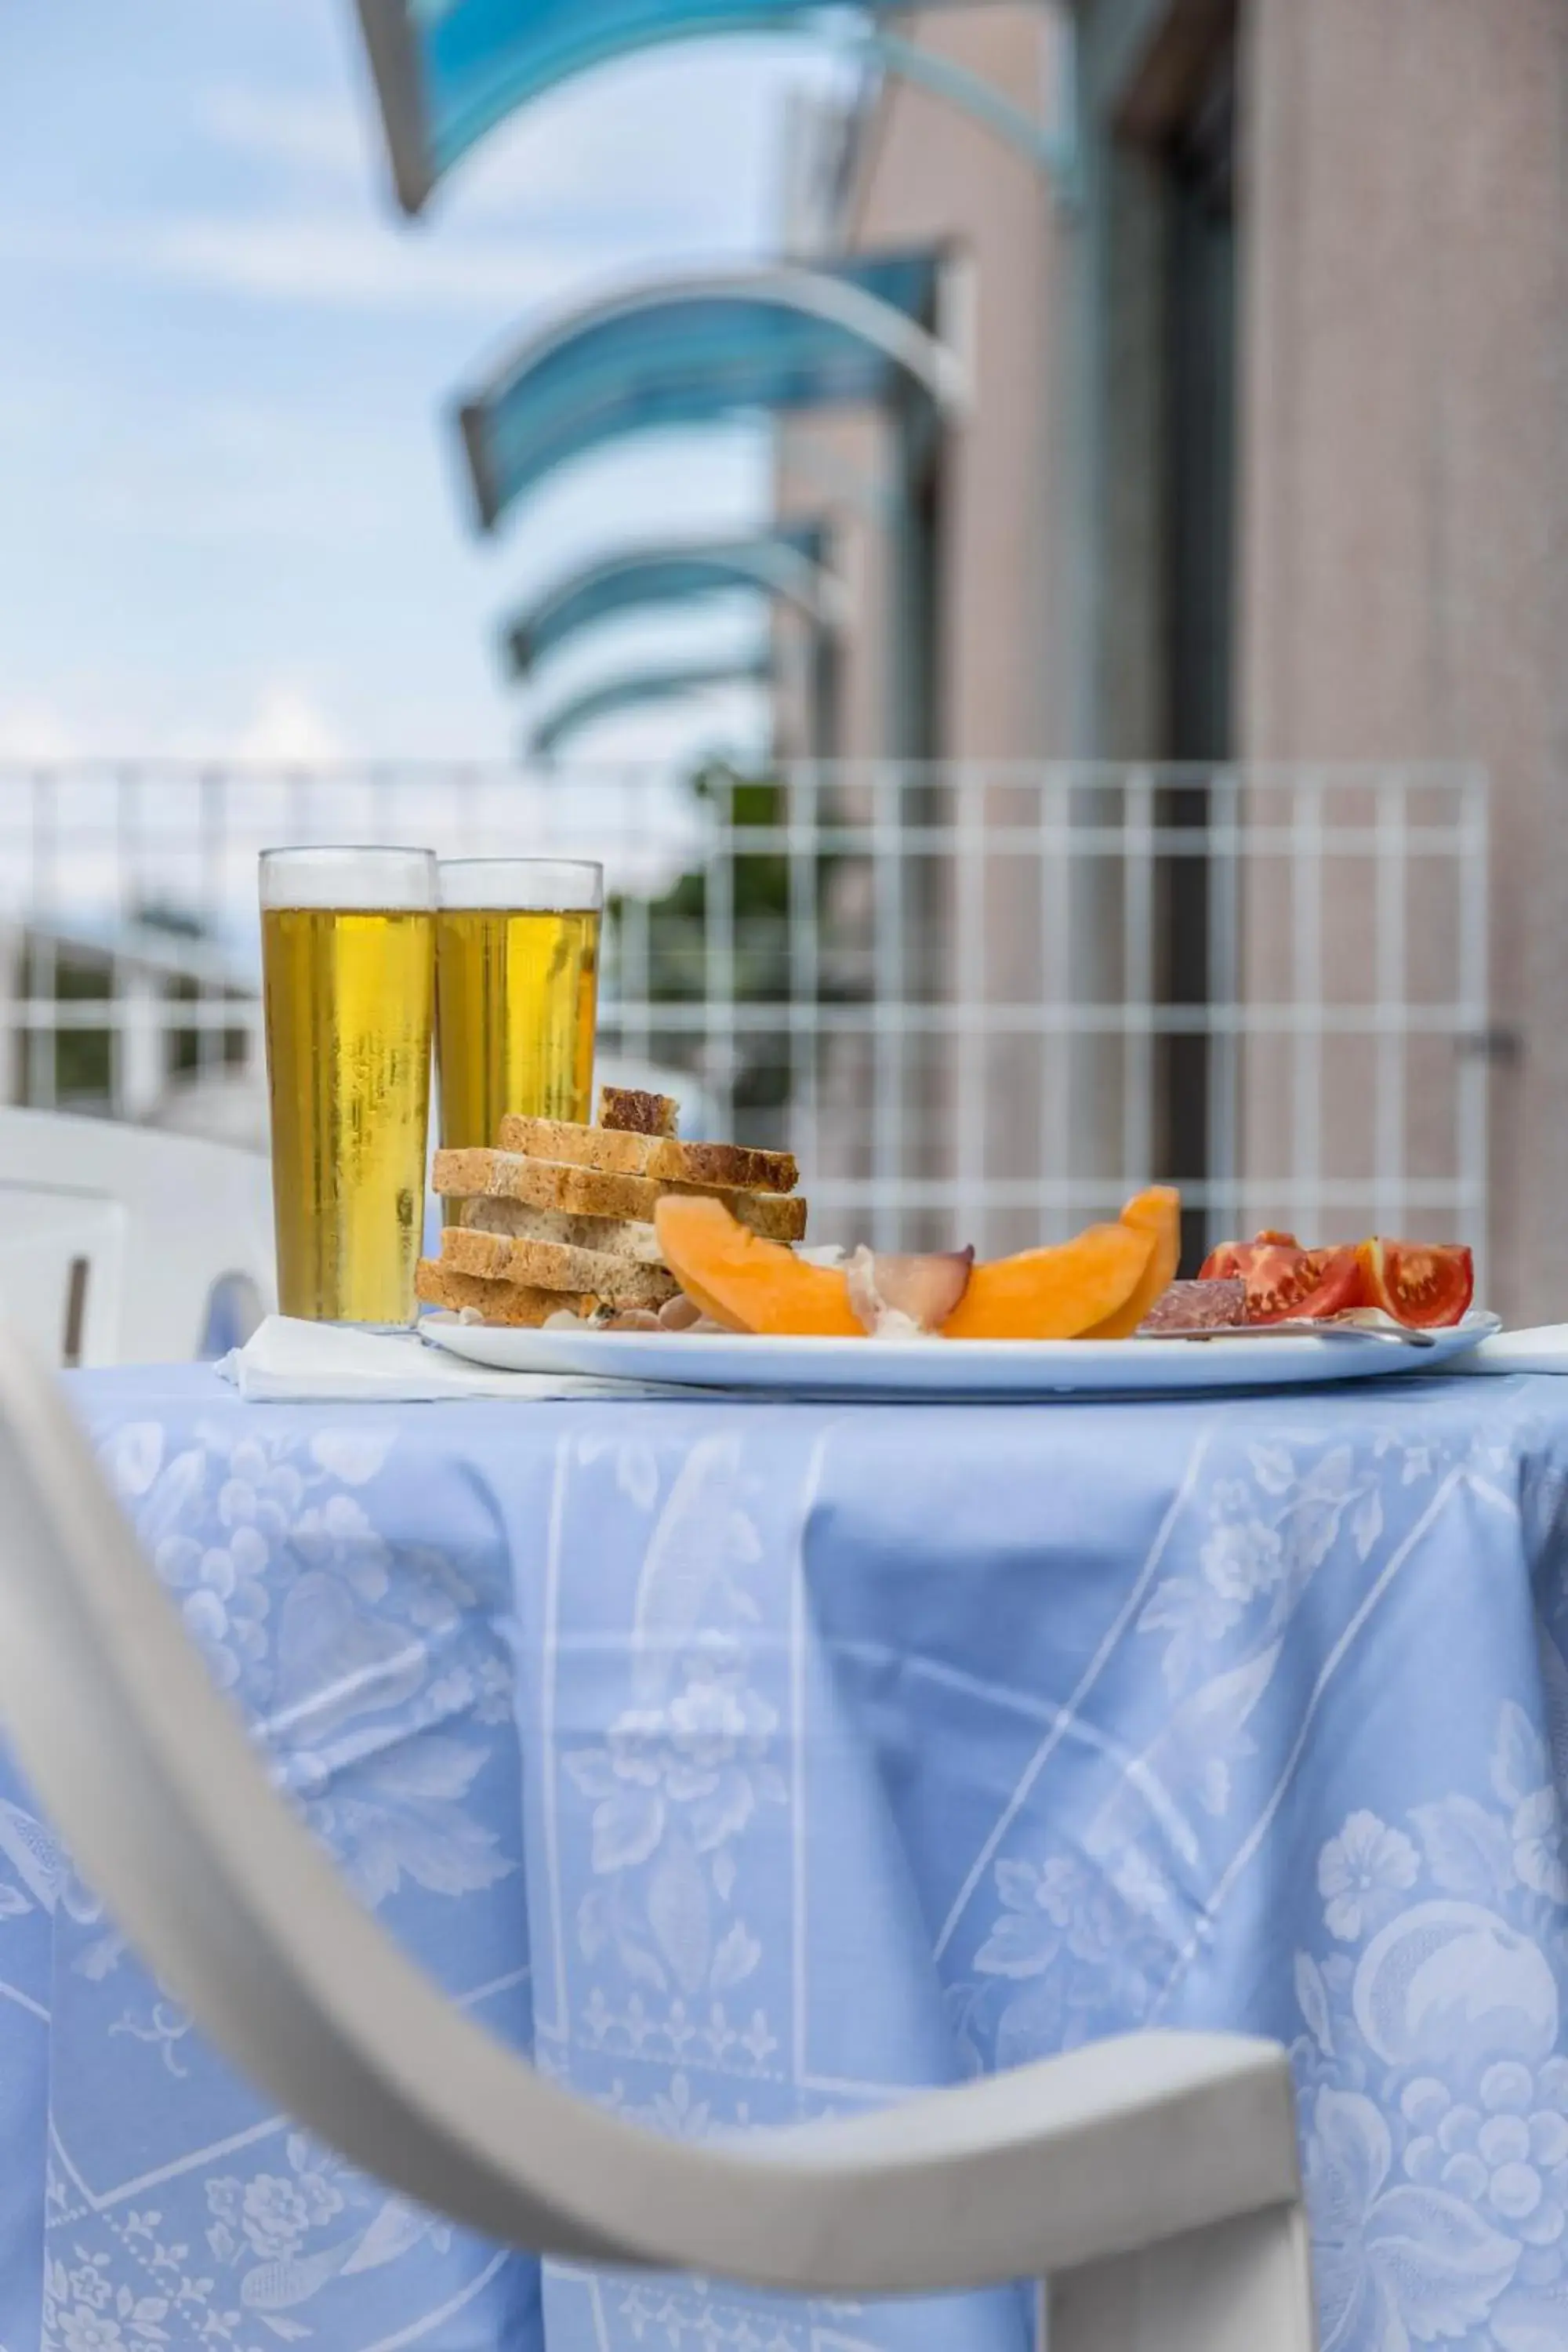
left=421, top=1311, right=1501, bottom=1399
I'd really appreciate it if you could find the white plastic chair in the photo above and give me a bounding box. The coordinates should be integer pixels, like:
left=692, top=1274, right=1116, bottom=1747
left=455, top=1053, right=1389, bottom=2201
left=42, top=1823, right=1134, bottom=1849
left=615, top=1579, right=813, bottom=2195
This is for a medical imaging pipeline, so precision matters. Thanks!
left=0, top=1109, right=274, bottom=1363
left=0, top=1330, right=1318, bottom=2350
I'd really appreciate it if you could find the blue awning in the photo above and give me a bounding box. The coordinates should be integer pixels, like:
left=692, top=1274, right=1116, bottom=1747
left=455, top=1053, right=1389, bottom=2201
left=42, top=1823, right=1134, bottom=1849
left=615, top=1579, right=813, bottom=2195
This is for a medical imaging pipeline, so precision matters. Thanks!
left=504, top=522, right=837, bottom=679
left=530, top=655, right=772, bottom=757
left=459, top=250, right=961, bottom=532
left=354, top=0, right=935, bottom=214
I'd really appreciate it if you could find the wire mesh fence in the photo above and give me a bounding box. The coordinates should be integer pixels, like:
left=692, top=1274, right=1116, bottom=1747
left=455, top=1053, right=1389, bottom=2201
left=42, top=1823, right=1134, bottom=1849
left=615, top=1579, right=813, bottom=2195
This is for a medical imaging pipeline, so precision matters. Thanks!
left=0, top=761, right=1488, bottom=1272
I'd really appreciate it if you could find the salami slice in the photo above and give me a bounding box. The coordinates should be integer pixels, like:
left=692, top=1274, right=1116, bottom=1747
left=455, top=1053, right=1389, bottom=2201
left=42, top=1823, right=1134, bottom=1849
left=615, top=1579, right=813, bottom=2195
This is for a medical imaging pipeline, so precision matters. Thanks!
left=1137, top=1278, right=1247, bottom=1335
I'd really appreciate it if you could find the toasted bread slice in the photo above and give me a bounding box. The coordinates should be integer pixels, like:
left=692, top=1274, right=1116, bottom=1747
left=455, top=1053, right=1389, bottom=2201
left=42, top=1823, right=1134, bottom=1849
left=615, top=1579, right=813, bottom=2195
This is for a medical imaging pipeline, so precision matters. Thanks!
left=598, top=1086, right=678, bottom=1137
left=416, top=1260, right=594, bottom=1326
left=433, top=1148, right=808, bottom=1241
left=496, top=1113, right=797, bottom=1196
left=459, top=1197, right=664, bottom=1264
left=441, top=1225, right=679, bottom=1308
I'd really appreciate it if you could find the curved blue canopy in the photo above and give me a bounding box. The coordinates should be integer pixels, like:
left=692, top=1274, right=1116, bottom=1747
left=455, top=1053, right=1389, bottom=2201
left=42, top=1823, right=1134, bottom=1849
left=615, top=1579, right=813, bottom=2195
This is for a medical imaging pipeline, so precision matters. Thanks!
left=504, top=523, right=835, bottom=679
left=530, top=655, right=772, bottom=757
left=459, top=249, right=958, bottom=532
left=354, top=0, right=936, bottom=214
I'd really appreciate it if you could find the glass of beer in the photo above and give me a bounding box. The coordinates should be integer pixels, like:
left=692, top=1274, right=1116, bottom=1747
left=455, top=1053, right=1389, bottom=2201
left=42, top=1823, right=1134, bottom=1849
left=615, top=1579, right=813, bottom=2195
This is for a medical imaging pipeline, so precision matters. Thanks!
left=435, top=859, right=603, bottom=1149
left=260, top=847, right=436, bottom=1325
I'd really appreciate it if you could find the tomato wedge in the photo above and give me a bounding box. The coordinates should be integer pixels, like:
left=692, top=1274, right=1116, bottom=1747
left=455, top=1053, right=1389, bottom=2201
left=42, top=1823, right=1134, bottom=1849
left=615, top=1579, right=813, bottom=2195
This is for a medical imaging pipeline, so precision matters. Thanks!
left=1200, top=1232, right=1301, bottom=1281
left=1356, top=1240, right=1474, bottom=1329
left=1240, top=1244, right=1364, bottom=1324
left=1201, top=1229, right=1475, bottom=1327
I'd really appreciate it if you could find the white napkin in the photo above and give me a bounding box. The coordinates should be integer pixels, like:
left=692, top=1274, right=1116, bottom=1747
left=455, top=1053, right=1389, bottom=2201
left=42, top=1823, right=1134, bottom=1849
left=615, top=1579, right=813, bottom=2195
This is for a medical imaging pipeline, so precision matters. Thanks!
left=1443, top=1326, right=1568, bottom=1377
left=216, top=1316, right=664, bottom=1403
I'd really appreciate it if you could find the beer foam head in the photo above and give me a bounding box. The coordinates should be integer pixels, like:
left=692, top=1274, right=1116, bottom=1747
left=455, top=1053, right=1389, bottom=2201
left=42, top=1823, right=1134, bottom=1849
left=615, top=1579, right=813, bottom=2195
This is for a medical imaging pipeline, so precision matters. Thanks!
left=438, top=858, right=603, bottom=913
left=260, top=847, right=437, bottom=910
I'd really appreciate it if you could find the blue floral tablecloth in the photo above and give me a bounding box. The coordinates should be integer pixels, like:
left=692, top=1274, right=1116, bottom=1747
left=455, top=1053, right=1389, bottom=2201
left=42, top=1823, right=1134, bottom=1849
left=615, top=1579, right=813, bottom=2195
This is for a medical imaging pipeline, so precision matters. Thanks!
left=3, top=1367, right=1568, bottom=2352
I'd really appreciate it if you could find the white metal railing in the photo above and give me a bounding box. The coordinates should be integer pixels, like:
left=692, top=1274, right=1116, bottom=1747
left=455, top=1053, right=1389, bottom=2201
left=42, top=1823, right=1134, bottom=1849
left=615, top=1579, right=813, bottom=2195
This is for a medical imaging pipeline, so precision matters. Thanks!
left=0, top=763, right=1489, bottom=1269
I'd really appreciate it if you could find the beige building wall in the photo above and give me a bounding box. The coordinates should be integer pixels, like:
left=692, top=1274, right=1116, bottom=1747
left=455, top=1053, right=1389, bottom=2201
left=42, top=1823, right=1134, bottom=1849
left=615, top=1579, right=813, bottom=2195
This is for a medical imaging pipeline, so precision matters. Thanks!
left=1240, top=0, right=1568, bottom=1323
left=775, top=410, right=892, bottom=759
left=777, top=0, right=1566, bottom=1294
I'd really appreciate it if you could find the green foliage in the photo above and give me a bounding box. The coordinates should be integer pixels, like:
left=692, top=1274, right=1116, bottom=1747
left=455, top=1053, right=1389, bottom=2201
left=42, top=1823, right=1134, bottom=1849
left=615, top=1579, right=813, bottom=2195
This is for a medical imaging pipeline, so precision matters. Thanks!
left=131, top=899, right=208, bottom=940
left=48, top=953, right=113, bottom=1105
left=23, top=908, right=248, bottom=1111
left=604, top=760, right=849, bottom=1127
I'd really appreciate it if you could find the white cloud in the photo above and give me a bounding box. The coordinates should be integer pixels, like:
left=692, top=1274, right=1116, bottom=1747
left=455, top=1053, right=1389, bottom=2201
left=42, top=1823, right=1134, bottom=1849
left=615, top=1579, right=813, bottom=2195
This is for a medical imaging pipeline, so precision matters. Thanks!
left=2, top=378, right=434, bottom=553
left=0, top=686, right=354, bottom=768
left=196, top=85, right=370, bottom=182
left=230, top=687, right=348, bottom=763
left=160, top=214, right=574, bottom=308
left=86, top=467, right=402, bottom=553
left=0, top=210, right=580, bottom=312
left=0, top=701, right=83, bottom=763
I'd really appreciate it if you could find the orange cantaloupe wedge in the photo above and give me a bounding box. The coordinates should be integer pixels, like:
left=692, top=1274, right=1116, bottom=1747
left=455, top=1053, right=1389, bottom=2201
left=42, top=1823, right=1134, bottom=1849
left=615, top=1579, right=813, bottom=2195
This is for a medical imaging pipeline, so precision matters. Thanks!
left=939, top=1221, right=1156, bottom=1341
left=1083, top=1187, right=1182, bottom=1339
left=656, top=1194, right=1160, bottom=1344
left=655, top=1195, right=863, bottom=1337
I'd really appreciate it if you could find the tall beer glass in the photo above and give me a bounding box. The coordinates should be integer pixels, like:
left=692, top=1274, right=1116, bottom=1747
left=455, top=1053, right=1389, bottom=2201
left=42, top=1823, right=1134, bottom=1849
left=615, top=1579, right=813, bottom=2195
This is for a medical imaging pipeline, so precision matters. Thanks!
left=260, top=848, right=436, bottom=1324
left=436, top=859, right=603, bottom=1149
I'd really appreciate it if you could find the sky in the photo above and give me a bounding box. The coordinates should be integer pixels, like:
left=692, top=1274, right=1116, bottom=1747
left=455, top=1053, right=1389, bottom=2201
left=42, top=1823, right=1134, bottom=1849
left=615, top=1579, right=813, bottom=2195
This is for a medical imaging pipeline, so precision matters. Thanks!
left=0, top=0, right=850, bottom=768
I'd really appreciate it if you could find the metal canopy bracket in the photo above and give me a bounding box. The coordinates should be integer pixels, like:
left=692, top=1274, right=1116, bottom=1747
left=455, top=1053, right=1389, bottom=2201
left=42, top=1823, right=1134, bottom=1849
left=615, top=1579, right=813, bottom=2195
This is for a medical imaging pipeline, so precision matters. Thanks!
left=358, top=0, right=836, bottom=214
left=503, top=524, right=844, bottom=681
left=528, top=655, right=775, bottom=760
left=456, top=249, right=967, bottom=534
left=862, top=24, right=1083, bottom=210
left=352, top=0, right=1022, bottom=216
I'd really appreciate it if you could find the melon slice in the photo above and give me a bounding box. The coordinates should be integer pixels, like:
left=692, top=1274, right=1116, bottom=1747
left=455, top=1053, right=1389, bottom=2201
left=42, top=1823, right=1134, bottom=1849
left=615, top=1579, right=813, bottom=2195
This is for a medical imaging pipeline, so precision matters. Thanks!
left=655, top=1196, right=862, bottom=1338
left=656, top=1195, right=1159, bottom=1345
left=940, top=1222, right=1156, bottom=1341
left=1083, top=1187, right=1182, bottom=1340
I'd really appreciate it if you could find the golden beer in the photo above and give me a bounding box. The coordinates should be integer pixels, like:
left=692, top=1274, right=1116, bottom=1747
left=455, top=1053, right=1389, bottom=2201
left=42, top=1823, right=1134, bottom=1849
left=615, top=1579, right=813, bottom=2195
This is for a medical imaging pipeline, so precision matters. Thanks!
left=435, top=863, right=602, bottom=1149
left=261, top=850, right=436, bottom=1324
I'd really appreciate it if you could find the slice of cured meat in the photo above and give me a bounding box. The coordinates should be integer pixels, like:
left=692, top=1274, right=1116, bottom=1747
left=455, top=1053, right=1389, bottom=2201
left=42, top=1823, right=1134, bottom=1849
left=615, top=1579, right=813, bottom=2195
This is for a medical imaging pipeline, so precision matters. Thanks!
left=846, top=1246, right=975, bottom=1337
left=1136, top=1278, right=1247, bottom=1334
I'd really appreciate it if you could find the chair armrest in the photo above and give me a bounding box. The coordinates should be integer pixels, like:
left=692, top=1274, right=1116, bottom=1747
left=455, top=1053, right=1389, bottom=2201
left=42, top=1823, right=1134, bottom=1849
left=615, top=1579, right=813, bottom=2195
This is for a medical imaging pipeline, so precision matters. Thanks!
left=768, top=2030, right=1301, bottom=2285
left=0, top=1330, right=1303, bottom=2298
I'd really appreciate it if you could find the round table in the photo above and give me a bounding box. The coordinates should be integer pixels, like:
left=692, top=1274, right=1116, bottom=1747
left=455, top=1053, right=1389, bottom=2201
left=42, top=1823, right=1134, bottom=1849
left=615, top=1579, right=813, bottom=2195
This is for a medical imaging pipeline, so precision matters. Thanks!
left=3, top=1364, right=1566, bottom=2352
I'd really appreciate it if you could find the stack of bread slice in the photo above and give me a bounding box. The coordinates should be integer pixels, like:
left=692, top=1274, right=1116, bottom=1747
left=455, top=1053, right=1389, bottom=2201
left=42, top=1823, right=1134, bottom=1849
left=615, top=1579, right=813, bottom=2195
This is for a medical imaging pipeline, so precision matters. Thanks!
left=416, top=1086, right=805, bottom=1327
